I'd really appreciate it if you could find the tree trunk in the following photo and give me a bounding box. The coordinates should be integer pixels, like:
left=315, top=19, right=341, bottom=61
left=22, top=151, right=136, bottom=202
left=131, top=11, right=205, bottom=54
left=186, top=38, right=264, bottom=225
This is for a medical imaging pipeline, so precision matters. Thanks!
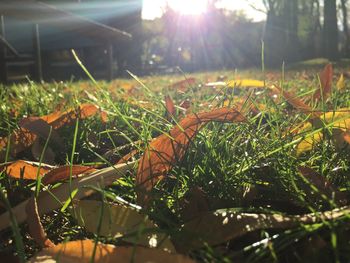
left=323, top=0, right=338, bottom=60
left=341, top=0, right=350, bottom=57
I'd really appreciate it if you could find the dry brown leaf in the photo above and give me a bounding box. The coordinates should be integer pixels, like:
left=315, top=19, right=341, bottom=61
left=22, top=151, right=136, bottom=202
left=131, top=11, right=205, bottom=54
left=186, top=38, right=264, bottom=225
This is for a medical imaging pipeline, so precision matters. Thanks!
left=20, top=118, right=64, bottom=148
left=165, top=95, right=176, bottom=119
left=19, top=103, right=107, bottom=131
left=1, top=160, right=53, bottom=180
left=298, top=166, right=348, bottom=205
left=24, top=165, right=97, bottom=247
left=31, top=139, right=56, bottom=164
left=116, top=149, right=138, bottom=165
left=180, top=187, right=209, bottom=221
left=274, top=85, right=315, bottom=115
left=1, top=104, right=107, bottom=158
left=174, top=206, right=350, bottom=252
left=0, top=162, right=135, bottom=232
left=314, top=63, right=333, bottom=100
left=0, top=128, right=38, bottom=157
left=72, top=200, right=175, bottom=251
left=41, top=165, right=97, bottom=185
left=29, top=239, right=195, bottom=263
left=136, top=107, right=246, bottom=205
left=26, top=197, right=55, bottom=248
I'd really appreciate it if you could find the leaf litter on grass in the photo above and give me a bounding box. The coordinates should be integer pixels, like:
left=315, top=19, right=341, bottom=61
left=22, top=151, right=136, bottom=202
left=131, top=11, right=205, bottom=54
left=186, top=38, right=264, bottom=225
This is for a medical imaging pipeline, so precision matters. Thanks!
left=1, top=66, right=350, bottom=262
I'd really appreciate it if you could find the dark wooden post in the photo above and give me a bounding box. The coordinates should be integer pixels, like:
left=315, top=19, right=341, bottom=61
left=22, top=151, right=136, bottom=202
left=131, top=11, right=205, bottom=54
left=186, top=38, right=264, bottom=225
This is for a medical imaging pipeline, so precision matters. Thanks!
left=0, top=15, right=7, bottom=84
left=107, top=43, right=113, bottom=81
left=32, top=23, right=43, bottom=82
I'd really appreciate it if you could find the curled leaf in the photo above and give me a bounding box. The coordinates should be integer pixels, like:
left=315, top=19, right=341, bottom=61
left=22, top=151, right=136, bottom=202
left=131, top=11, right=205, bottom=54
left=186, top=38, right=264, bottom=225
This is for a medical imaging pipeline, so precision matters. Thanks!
left=29, top=239, right=195, bottom=263
left=0, top=162, right=135, bottom=232
left=25, top=197, right=55, bottom=248
left=137, top=107, right=246, bottom=204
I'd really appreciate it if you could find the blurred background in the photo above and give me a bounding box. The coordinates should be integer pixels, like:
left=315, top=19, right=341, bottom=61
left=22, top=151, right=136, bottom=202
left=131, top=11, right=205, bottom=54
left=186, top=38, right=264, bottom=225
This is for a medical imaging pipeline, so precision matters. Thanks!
left=0, top=0, right=348, bottom=80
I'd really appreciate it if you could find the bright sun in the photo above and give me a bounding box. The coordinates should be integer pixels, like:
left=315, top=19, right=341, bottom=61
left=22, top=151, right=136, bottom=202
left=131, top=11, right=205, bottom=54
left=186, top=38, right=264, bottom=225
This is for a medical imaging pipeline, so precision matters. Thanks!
left=168, top=0, right=208, bottom=15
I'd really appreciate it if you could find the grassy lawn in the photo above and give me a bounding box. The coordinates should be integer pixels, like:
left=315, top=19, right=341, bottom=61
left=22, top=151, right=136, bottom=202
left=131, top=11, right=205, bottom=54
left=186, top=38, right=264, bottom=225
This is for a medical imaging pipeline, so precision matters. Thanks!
left=0, top=64, right=350, bottom=262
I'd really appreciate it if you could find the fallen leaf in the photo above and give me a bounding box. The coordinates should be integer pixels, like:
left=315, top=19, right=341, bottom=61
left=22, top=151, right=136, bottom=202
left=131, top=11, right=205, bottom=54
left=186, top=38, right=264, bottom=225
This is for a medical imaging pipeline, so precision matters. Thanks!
left=274, top=86, right=314, bottom=115
left=343, top=131, right=350, bottom=144
left=116, top=149, right=138, bottom=165
left=137, top=107, right=246, bottom=205
left=41, top=165, right=97, bottom=185
left=179, top=187, right=209, bottom=221
left=20, top=103, right=107, bottom=130
left=29, top=239, right=195, bottom=263
left=298, top=166, right=347, bottom=205
left=165, top=95, right=176, bottom=119
left=296, top=131, right=323, bottom=155
left=179, top=100, right=191, bottom=110
left=0, top=128, right=38, bottom=157
left=206, top=79, right=265, bottom=88
left=1, top=160, right=53, bottom=180
left=174, top=206, right=350, bottom=252
left=0, top=162, right=135, bottom=232
left=25, top=197, right=55, bottom=248
left=227, top=79, right=265, bottom=88
left=31, top=139, right=56, bottom=165
left=314, top=63, right=333, bottom=100
left=296, top=109, right=350, bottom=154
left=336, top=74, right=345, bottom=90
left=72, top=200, right=175, bottom=251
left=20, top=118, right=64, bottom=148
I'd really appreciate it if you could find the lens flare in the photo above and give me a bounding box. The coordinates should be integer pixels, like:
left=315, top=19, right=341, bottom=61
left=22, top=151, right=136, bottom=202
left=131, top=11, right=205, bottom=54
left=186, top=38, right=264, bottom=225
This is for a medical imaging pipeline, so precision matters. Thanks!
left=168, top=0, right=208, bottom=15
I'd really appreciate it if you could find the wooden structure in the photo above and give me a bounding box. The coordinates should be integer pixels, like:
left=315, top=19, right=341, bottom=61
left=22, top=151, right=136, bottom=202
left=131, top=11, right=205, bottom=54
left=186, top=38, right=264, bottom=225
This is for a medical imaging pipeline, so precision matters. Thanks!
left=0, top=0, right=141, bottom=83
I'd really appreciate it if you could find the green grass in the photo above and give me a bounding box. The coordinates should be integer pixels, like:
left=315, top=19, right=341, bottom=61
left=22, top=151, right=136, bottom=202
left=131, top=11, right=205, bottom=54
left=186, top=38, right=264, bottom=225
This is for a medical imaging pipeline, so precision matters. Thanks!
left=0, top=66, right=350, bottom=262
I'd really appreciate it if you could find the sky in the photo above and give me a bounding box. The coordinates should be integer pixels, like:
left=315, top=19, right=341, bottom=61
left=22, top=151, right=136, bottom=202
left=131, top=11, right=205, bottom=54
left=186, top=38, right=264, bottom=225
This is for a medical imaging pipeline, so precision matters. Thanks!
left=142, top=0, right=266, bottom=21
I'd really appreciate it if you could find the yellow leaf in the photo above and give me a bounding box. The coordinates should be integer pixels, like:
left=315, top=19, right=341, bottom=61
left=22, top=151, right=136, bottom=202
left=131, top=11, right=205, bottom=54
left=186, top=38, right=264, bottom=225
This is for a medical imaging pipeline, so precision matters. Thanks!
left=336, top=74, right=345, bottom=90
left=296, top=109, right=350, bottom=154
left=227, top=79, right=265, bottom=88
left=296, top=132, right=323, bottom=155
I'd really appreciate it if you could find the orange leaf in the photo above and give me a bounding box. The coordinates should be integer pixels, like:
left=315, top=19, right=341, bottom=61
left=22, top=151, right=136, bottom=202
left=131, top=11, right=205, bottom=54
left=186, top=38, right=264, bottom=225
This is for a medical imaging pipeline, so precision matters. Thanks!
left=314, top=63, right=333, bottom=100
left=20, top=103, right=107, bottom=130
left=41, top=165, right=97, bottom=185
left=25, top=197, right=55, bottom=248
left=25, top=165, right=96, bottom=248
left=274, top=86, right=314, bottom=115
left=343, top=132, right=350, bottom=144
left=20, top=118, right=64, bottom=148
left=2, top=160, right=52, bottom=180
left=165, top=95, right=176, bottom=119
left=29, top=239, right=195, bottom=263
left=0, top=128, right=38, bottom=157
left=116, top=149, right=138, bottom=165
left=136, top=107, right=246, bottom=204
